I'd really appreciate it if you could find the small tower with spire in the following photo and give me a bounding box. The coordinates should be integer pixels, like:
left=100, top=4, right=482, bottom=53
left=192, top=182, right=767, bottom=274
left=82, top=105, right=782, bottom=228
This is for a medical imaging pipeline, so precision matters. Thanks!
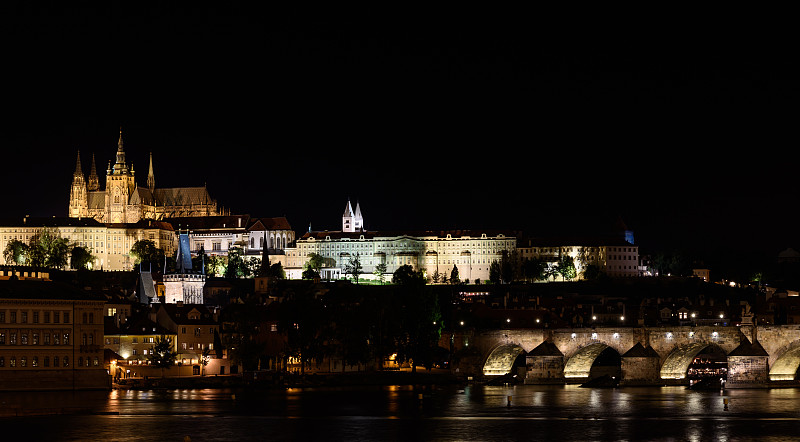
left=68, top=150, right=89, bottom=218
left=342, top=199, right=364, bottom=232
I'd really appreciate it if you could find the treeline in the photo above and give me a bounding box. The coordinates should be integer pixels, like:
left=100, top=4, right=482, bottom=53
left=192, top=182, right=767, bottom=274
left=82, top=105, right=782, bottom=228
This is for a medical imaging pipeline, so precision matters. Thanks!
left=3, top=228, right=94, bottom=270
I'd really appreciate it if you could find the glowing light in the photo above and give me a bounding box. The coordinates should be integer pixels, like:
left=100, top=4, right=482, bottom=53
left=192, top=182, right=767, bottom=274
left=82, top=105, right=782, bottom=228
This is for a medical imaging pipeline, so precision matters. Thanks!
left=620, top=316, right=625, bottom=321
left=592, top=316, right=597, bottom=320
left=506, top=318, right=511, bottom=323
left=666, top=332, right=673, bottom=339
left=591, top=333, right=598, bottom=340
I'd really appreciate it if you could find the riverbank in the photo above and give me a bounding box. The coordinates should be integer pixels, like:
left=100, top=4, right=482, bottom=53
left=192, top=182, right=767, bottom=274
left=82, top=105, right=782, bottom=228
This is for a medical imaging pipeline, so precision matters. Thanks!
left=111, top=369, right=460, bottom=391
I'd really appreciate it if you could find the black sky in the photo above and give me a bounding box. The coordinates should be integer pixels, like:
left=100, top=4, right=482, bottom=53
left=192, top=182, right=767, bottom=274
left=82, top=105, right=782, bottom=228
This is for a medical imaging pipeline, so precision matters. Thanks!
left=2, top=5, right=798, bottom=273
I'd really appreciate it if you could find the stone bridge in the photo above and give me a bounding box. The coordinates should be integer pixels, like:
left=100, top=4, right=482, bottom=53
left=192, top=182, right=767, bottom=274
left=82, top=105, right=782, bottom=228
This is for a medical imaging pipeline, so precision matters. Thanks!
left=444, top=324, right=800, bottom=388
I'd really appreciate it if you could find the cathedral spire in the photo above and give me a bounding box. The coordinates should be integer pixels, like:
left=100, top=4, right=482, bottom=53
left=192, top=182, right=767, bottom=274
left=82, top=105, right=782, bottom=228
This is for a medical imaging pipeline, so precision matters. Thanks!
left=74, top=150, right=83, bottom=177
left=114, top=126, right=128, bottom=173
left=147, top=151, right=155, bottom=190
left=88, top=152, right=99, bottom=191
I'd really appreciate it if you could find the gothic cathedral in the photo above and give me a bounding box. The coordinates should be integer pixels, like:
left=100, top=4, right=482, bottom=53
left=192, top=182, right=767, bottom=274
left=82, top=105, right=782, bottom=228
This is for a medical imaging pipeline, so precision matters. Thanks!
left=68, top=129, right=221, bottom=223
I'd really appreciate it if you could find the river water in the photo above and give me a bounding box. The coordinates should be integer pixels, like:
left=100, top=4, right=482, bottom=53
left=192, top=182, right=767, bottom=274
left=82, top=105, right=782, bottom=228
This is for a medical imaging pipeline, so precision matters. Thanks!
left=2, top=384, right=800, bottom=441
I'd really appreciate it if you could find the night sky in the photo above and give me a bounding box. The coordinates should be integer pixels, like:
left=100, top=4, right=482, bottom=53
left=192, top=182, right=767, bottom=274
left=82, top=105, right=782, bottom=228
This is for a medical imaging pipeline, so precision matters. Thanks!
left=2, top=6, right=797, bottom=275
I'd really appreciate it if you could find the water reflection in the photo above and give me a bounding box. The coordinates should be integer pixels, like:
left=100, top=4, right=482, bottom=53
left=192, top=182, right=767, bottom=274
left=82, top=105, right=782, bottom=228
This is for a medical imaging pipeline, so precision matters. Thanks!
left=2, top=385, right=800, bottom=441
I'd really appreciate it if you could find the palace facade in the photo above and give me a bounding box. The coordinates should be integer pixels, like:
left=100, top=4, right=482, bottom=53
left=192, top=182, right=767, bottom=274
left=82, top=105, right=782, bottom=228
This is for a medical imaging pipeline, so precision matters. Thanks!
left=283, top=200, right=518, bottom=282
left=68, top=129, right=220, bottom=224
left=0, top=217, right=176, bottom=271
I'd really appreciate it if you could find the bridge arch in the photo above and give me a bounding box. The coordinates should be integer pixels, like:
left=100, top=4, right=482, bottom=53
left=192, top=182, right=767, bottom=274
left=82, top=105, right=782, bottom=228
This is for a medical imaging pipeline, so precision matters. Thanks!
left=660, top=342, right=726, bottom=379
left=482, top=343, right=525, bottom=376
left=563, top=342, right=621, bottom=379
left=769, top=342, right=800, bottom=381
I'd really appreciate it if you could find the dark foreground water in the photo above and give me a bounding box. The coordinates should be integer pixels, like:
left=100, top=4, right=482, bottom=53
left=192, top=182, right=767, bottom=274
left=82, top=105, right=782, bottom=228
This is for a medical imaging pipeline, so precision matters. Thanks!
left=3, top=384, right=800, bottom=441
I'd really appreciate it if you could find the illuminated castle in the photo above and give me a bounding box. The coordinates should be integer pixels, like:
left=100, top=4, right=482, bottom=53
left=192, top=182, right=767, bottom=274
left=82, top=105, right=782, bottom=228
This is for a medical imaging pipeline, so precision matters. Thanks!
left=68, top=129, right=220, bottom=223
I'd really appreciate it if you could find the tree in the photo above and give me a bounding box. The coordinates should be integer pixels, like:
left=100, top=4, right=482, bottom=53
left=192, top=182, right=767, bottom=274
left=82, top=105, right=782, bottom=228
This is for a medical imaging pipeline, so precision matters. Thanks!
left=269, top=262, right=286, bottom=279
left=278, top=287, right=330, bottom=374
left=3, top=239, right=28, bottom=265
left=343, top=252, right=363, bottom=283
left=199, top=347, right=212, bottom=376
left=27, top=228, right=71, bottom=269
left=148, top=335, right=177, bottom=378
left=556, top=255, right=577, bottom=281
left=222, top=304, right=267, bottom=371
left=70, top=246, right=95, bottom=270
left=489, top=261, right=502, bottom=284
left=392, top=265, right=425, bottom=285
left=305, top=253, right=325, bottom=274
left=374, top=263, right=387, bottom=284
left=500, top=251, right=515, bottom=284
left=130, top=239, right=165, bottom=267
left=225, top=246, right=249, bottom=278
left=523, top=257, right=548, bottom=281
left=393, top=280, right=442, bottom=372
left=450, top=265, right=460, bottom=285
left=583, top=264, right=603, bottom=280
left=302, top=267, right=320, bottom=280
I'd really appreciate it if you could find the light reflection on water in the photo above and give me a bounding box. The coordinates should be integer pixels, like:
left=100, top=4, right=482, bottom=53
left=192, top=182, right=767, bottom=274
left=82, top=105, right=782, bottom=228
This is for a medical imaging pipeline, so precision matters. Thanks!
left=2, top=385, right=800, bottom=441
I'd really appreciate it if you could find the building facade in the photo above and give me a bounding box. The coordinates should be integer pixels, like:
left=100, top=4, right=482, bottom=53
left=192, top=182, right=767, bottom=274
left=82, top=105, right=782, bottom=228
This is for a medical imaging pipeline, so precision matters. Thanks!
left=284, top=201, right=517, bottom=282
left=68, top=129, right=221, bottom=224
left=0, top=217, right=176, bottom=271
left=517, top=236, right=641, bottom=279
left=0, top=279, right=107, bottom=390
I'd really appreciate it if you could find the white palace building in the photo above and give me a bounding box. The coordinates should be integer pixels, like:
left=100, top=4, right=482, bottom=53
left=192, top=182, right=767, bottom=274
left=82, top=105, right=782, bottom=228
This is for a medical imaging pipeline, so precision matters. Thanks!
left=282, top=200, right=517, bottom=282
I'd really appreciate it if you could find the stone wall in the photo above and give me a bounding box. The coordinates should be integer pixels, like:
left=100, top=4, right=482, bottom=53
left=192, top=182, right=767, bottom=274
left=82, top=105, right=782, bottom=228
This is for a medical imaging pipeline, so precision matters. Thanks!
left=525, top=355, right=564, bottom=384
left=727, top=356, right=769, bottom=388
left=621, top=357, right=661, bottom=386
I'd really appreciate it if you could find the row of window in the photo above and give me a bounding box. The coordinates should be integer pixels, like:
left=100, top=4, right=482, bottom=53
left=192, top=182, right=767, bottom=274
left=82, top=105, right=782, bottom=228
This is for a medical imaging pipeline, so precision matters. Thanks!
left=0, top=355, right=100, bottom=368
left=0, top=332, right=71, bottom=345
left=0, top=311, right=71, bottom=324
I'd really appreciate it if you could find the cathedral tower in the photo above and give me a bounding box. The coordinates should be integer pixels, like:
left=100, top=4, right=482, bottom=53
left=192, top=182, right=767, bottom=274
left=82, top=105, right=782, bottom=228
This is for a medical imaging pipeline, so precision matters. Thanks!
left=68, top=150, right=89, bottom=218
left=104, top=128, right=137, bottom=223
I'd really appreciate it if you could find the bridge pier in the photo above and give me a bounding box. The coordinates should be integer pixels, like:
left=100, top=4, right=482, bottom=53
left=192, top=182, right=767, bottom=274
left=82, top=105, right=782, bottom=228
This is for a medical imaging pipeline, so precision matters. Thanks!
left=524, top=341, right=564, bottom=384
left=620, top=343, right=661, bottom=386
left=726, top=336, right=770, bottom=388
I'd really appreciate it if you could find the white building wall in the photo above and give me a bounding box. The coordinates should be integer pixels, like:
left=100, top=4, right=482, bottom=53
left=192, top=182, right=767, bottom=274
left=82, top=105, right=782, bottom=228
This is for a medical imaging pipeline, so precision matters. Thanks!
left=287, top=232, right=516, bottom=283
